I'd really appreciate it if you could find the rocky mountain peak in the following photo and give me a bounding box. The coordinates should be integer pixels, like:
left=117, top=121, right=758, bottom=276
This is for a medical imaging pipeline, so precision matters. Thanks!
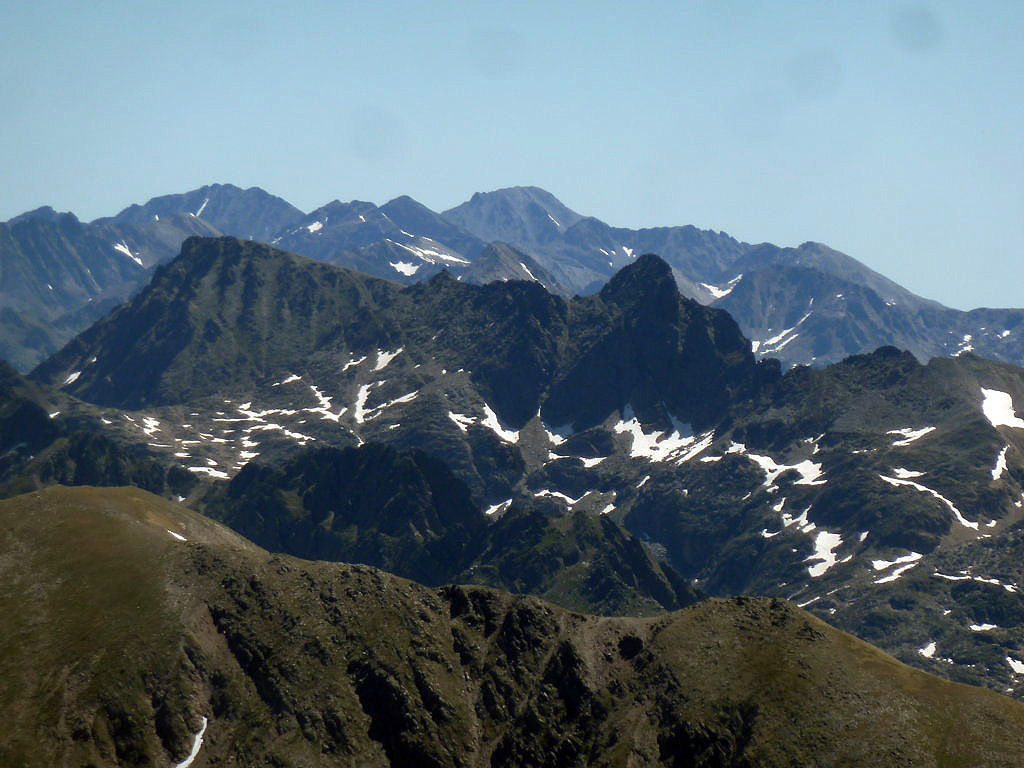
left=598, top=252, right=678, bottom=308
left=6, top=206, right=74, bottom=226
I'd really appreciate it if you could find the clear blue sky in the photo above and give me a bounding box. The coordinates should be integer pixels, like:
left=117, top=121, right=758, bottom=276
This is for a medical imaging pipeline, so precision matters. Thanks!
left=2, top=0, right=1021, bottom=310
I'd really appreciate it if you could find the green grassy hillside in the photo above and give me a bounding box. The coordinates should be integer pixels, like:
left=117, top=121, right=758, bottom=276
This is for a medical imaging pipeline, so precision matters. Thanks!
left=3, top=485, right=1024, bottom=767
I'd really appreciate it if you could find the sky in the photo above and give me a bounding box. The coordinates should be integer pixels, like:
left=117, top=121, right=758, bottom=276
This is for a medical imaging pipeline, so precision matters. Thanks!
left=1, top=0, right=1022, bottom=310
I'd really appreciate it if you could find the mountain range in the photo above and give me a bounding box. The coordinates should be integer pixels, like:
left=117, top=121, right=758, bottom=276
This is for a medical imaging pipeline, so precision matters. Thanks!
left=3, top=182, right=1023, bottom=373
left=6, top=183, right=1024, bottom=763
left=7, top=235, right=1024, bottom=706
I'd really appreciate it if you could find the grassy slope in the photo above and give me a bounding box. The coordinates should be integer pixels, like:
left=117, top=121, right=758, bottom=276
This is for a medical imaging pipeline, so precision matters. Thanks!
left=3, top=486, right=1024, bottom=767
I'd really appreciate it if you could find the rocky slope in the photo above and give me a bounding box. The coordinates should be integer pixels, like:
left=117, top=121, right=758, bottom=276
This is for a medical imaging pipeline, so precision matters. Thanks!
left=0, top=207, right=220, bottom=369
left=0, top=355, right=693, bottom=617
left=24, top=236, right=1024, bottom=700
left=4, top=484, right=1024, bottom=767
left=0, top=361, right=195, bottom=500
left=206, top=443, right=699, bottom=616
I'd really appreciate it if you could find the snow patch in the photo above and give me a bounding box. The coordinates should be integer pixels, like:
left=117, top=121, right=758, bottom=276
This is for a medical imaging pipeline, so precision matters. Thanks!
left=992, top=446, right=1009, bottom=480
left=1009, top=657, right=1024, bottom=675
left=363, top=390, right=418, bottom=421
left=534, top=489, right=588, bottom=505
left=485, top=499, right=513, bottom=516
left=166, top=529, right=187, bottom=542
left=519, top=262, right=537, bottom=281
left=342, top=355, right=367, bottom=372
left=887, top=426, right=936, bottom=447
left=273, top=374, right=301, bottom=386
left=305, top=384, right=347, bottom=422
left=806, top=530, right=844, bottom=577
left=745, top=452, right=826, bottom=487
left=390, top=261, right=419, bottom=276
left=113, top=240, right=143, bottom=266
left=481, top=404, right=519, bottom=444
left=933, top=572, right=1017, bottom=592
left=353, top=383, right=382, bottom=424
left=305, top=220, right=324, bottom=233
left=174, top=716, right=208, bottom=768
left=374, top=347, right=404, bottom=371
left=872, top=551, right=923, bottom=584
left=955, top=334, right=974, bottom=356
left=757, top=309, right=813, bottom=355
left=391, top=239, right=469, bottom=265
left=448, top=411, right=475, bottom=432
left=970, top=623, right=998, bottom=631
left=781, top=506, right=815, bottom=534
left=699, top=282, right=734, bottom=300
left=982, top=388, right=1024, bottom=429
left=892, top=467, right=924, bottom=479
left=612, top=406, right=711, bottom=463
left=187, top=466, right=229, bottom=479
left=878, top=474, right=978, bottom=530
left=63, top=371, right=81, bottom=385
left=919, top=642, right=936, bottom=659
left=542, top=421, right=573, bottom=445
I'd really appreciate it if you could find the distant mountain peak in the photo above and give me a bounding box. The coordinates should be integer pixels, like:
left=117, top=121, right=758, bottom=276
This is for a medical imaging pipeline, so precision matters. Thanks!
left=102, top=183, right=304, bottom=243
left=442, top=186, right=584, bottom=253
left=6, top=206, right=77, bottom=226
left=381, top=193, right=425, bottom=209
left=457, top=185, right=579, bottom=218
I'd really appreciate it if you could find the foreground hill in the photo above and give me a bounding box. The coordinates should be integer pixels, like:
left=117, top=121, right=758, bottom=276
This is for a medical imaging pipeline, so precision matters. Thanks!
left=4, top=485, right=1024, bottom=767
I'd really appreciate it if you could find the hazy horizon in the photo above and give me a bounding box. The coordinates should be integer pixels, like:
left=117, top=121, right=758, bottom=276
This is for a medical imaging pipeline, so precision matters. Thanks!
left=2, top=1, right=1022, bottom=310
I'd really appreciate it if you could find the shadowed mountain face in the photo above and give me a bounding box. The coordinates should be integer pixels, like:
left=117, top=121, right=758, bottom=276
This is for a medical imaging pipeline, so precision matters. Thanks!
left=33, top=238, right=763, bottom=432
left=5, top=485, right=1024, bottom=767
left=208, top=443, right=700, bottom=616
left=212, top=443, right=485, bottom=586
